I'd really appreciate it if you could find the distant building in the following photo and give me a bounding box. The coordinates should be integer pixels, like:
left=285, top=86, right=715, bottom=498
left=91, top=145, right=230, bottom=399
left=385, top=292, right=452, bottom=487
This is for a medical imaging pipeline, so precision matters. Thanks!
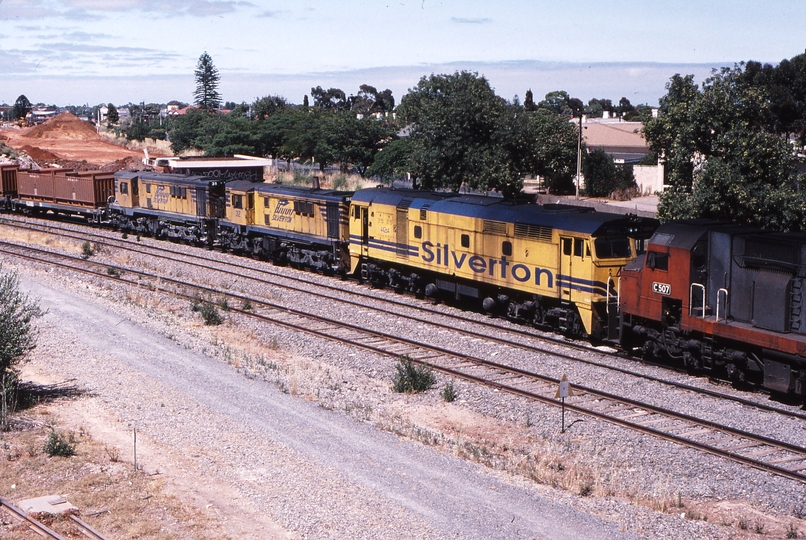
left=26, top=108, right=58, bottom=125
left=143, top=154, right=274, bottom=183
left=578, top=117, right=664, bottom=195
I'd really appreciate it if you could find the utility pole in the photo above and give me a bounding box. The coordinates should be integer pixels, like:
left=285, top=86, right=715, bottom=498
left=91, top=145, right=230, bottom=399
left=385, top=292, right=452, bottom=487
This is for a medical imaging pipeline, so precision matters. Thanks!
left=576, top=113, right=582, bottom=200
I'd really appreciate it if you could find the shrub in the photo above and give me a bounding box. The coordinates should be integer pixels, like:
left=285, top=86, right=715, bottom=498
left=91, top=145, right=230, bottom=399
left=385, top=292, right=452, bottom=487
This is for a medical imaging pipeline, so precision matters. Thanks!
left=199, top=303, right=222, bottom=326
left=106, top=267, right=121, bottom=277
left=43, top=429, right=76, bottom=457
left=80, top=241, right=94, bottom=259
left=391, top=357, right=435, bottom=393
left=441, top=381, right=457, bottom=402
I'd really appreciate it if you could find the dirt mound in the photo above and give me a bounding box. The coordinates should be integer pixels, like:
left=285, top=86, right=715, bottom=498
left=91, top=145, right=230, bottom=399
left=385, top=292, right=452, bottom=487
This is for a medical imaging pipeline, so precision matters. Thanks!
left=20, top=145, right=60, bottom=162
left=23, top=112, right=99, bottom=141
left=100, top=156, right=150, bottom=173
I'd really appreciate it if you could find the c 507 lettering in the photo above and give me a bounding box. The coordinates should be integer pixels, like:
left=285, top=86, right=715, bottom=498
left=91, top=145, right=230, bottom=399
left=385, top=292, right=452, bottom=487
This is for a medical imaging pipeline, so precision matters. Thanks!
left=652, top=282, right=671, bottom=295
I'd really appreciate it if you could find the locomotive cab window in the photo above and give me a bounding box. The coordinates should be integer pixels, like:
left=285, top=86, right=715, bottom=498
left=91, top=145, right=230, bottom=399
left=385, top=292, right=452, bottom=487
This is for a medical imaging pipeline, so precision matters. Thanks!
left=594, top=237, right=632, bottom=259
left=574, top=238, right=584, bottom=258
left=562, top=238, right=572, bottom=256
left=232, top=194, right=243, bottom=209
left=120, top=182, right=128, bottom=195
left=461, top=234, right=470, bottom=248
left=414, top=225, right=422, bottom=239
left=646, top=251, right=669, bottom=271
left=502, top=241, right=512, bottom=257
left=692, top=244, right=707, bottom=269
left=145, top=183, right=151, bottom=194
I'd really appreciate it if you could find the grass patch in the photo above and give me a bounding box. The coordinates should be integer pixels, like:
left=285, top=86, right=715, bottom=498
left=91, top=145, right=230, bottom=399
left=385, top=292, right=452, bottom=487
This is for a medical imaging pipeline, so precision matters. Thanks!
left=391, top=357, right=435, bottom=394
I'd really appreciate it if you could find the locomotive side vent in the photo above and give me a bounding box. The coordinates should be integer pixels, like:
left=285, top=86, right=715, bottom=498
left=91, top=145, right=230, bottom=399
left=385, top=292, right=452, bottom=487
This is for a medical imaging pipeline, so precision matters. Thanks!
left=396, top=199, right=413, bottom=257
left=514, top=222, right=552, bottom=243
left=484, top=220, right=507, bottom=235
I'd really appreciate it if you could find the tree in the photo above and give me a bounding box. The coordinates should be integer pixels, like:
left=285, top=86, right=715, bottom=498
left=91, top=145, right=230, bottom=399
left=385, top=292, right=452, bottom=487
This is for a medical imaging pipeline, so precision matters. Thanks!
left=310, top=86, right=348, bottom=111
left=644, top=62, right=806, bottom=230
left=585, top=98, right=614, bottom=118
left=582, top=148, right=636, bottom=197
left=194, top=52, right=221, bottom=110
left=367, top=137, right=414, bottom=183
left=0, top=264, right=43, bottom=429
left=523, top=89, right=536, bottom=112
left=11, top=95, right=32, bottom=121
left=506, top=108, right=579, bottom=193
left=252, top=95, right=290, bottom=119
left=350, top=85, right=395, bottom=115
left=106, top=103, right=119, bottom=124
left=537, top=90, right=571, bottom=116
left=397, top=71, right=518, bottom=194
left=319, top=113, right=395, bottom=175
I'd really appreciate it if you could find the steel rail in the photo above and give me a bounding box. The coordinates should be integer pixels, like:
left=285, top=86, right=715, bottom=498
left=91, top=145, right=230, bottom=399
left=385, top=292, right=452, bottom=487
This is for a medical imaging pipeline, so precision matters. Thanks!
left=2, top=217, right=803, bottom=421
left=0, top=496, right=68, bottom=539
left=3, top=242, right=806, bottom=484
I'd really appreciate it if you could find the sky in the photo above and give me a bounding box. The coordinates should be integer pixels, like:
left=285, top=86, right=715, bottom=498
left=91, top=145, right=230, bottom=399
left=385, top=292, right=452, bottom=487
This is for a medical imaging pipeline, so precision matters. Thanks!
left=1, top=0, right=805, bottom=108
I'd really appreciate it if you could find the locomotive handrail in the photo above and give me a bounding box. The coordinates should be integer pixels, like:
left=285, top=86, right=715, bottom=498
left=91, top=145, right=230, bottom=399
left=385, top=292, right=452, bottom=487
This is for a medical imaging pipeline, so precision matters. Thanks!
left=690, top=283, right=706, bottom=318
left=716, top=288, right=729, bottom=323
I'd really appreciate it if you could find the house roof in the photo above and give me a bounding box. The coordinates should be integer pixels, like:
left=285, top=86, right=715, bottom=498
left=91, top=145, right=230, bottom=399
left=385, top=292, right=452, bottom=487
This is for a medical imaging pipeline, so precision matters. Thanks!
left=582, top=121, right=647, bottom=149
left=579, top=120, right=650, bottom=164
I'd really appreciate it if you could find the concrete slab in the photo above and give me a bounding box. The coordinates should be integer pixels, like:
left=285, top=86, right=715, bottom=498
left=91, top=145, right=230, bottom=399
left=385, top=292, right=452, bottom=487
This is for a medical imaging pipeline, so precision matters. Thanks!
left=17, top=495, right=77, bottom=515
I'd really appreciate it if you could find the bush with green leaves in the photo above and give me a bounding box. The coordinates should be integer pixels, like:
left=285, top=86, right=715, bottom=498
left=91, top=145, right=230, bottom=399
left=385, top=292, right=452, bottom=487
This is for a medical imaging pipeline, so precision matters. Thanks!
left=0, top=265, right=43, bottom=429
left=43, top=429, right=76, bottom=457
left=391, top=357, right=435, bottom=394
left=80, top=241, right=95, bottom=259
left=200, top=303, right=223, bottom=326
left=441, top=381, right=457, bottom=402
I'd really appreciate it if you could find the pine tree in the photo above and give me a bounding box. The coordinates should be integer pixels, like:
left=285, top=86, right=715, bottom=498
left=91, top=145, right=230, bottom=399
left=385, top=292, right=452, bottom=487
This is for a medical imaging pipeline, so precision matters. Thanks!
left=107, top=103, right=119, bottom=124
left=193, top=52, right=221, bottom=111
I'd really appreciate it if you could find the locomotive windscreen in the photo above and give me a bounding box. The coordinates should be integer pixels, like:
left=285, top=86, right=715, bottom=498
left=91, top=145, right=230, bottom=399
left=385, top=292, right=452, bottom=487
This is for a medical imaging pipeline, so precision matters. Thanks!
left=594, top=237, right=632, bottom=259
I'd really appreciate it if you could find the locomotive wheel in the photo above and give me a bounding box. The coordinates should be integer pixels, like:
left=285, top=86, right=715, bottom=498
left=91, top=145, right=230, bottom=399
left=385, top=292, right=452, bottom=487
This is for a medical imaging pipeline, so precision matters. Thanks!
left=682, top=351, right=702, bottom=371
left=641, top=340, right=659, bottom=361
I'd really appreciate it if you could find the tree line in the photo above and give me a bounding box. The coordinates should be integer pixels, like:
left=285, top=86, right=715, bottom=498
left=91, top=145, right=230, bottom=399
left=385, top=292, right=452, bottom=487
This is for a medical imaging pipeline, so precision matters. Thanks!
left=645, top=50, right=806, bottom=230
left=7, top=49, right=806, bottom=228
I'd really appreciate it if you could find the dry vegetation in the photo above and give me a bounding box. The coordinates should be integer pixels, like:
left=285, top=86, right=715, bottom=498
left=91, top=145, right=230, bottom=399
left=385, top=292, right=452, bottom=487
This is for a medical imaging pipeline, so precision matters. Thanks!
left=0, top=403, right=233, bottom=539
left=2, top=225, right=804, bottom=538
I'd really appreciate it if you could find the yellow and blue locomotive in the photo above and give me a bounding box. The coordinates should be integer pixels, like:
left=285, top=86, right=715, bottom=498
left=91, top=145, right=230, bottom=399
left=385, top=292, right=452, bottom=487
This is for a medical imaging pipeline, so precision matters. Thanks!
left=218, top=180, right=352, bottom=273
left=111, top=171, right=226, bottom=242
left=349, top=187, right=658, bottom=339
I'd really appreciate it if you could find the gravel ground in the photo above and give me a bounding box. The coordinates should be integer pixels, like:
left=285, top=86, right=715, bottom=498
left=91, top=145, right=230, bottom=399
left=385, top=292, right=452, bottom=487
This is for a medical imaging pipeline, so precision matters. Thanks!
left=4, top=222, right=806, bottom=538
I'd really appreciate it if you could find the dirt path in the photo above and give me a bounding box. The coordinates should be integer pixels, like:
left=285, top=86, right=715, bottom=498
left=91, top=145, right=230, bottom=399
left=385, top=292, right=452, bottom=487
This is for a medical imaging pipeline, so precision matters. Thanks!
left=12, top=268, right=642, bottom=539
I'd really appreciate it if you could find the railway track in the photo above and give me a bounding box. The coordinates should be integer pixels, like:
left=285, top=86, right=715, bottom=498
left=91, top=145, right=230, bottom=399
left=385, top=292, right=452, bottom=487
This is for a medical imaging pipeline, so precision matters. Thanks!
left=3, top=215, right=805, bottom=422
left=0, top=496, right=108, bottom=540
left=3, top=239, right=806, bottom=485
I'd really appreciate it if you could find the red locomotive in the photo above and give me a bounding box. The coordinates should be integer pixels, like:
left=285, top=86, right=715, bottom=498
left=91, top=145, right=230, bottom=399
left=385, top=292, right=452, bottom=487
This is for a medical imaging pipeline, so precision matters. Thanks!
left=620, top=220, right=806, bottom=398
